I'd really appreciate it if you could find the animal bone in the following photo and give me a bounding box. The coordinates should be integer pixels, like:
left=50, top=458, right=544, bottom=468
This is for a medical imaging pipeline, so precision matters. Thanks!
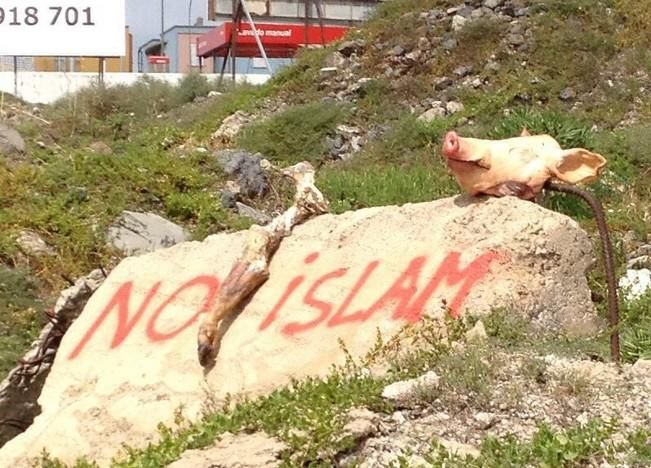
left=197, top=161, right=329, bottom=367
left=441, top=128, right=606, bottom=199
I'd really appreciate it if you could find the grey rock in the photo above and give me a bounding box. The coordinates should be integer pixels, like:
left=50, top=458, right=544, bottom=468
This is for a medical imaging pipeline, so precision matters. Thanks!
left=454, top=65, right=473, bottom=77
left=107, top=211, right=191, bottom=256
left=343, top=408, right=380, bottom=440
left=484, top=61, right=501, bottom=73
left=483, top=0, right=504, bottom=9
left=435, top=76, right=454, bottom=90
left=473, top=411, right=497, bottom=429
left=236, top=202, right=272, bottom=225
left=382, top=370, right=440, bottom=404
left=619, top=269, right=650, bottom=301
left=451, top=15, right=468, bottom=31
left=442, top=38, right=458, bottom=50
left=215, top=149, right=269, bottom=198
left=446, top=101, right=465, bottom=114
left=457, top=6, right=474, bottom=18
left=418, top=105, right=446, bottom=123
left=168, top=432, right=286, bottom=468
left=88, top=141, right=112, bottom=155
left=220, top=190, right=239, bottom=210
left=390, top=45, right=406, bottom=56
left=319, top=67, right=338, bottom=79
left=15, top=231, right=54, bottom=256
left=507, top=33, right=526, bottom=46
left=338, top=39, right=365, bottom=57
left=560, top=87, right=577, bottom=101
left=627, top=255, right=651, bottom=270
left=0, top=123, right=25, bottom=158
left=628, top=244, right=651, bottom=260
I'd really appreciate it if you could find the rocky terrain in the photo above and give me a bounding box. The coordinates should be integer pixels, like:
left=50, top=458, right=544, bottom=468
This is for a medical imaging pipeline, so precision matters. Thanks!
left=0, top=0, right=650, bottom=466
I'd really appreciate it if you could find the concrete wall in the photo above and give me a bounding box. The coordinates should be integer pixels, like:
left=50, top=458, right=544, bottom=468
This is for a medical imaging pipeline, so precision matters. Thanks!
left=0, top=72, right=271, bottom=104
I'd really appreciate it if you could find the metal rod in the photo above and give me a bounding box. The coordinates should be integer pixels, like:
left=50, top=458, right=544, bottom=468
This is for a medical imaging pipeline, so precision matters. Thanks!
left=188, top=0, right=194, bottom=72
left=13, top=56, right=18, bottom=96
left=160, top=0, right=165, bottom=57
left=546, top=181, right=621, bottom=364
left=240, top=0, right=273, bottom=73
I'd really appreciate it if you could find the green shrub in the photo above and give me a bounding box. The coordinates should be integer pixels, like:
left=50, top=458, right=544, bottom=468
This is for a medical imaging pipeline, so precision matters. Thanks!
left=176, top=73, right=213, bottom=104
left=236, top=102, right=350, bottom=165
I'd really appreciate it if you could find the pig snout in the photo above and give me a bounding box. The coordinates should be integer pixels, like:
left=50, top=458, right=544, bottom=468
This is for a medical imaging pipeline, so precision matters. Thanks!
left=442, top=131, right=460, bottom=158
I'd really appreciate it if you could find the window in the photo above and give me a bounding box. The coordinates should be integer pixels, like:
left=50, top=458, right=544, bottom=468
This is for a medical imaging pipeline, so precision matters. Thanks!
left=251, top=57, right=267, bottom=69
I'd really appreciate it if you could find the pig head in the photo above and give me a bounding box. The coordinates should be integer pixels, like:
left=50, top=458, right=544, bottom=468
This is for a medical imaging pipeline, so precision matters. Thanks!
left=441, top=128, right=607, bottom=200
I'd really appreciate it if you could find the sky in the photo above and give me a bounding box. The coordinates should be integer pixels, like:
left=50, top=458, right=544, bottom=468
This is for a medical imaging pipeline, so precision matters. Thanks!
left=126, top=0, right=209, bottom=69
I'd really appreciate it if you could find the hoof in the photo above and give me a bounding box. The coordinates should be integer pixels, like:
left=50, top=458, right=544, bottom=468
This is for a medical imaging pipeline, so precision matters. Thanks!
left=198, top=342, right=216, bottom=368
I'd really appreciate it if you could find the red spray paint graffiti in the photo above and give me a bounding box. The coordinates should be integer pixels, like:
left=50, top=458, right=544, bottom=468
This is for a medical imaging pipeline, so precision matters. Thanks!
left=68, top=250, right=501, bottom=360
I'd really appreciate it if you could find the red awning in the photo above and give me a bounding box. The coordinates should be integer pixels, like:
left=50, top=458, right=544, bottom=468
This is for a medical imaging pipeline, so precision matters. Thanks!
left=197, top=22, right=349, bottom=58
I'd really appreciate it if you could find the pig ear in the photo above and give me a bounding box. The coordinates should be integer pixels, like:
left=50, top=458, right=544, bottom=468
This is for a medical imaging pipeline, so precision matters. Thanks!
left=553, top=148, right=607, bottom=184
left=520, top=127, right=531, bottom=137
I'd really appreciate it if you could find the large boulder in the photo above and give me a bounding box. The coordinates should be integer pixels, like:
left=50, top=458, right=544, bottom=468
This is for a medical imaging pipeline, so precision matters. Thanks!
left=0, top=196, right=602, bottom=466
left=0, top=123, right=25, bottom=158
left=106, top=211, right=191, bottom=256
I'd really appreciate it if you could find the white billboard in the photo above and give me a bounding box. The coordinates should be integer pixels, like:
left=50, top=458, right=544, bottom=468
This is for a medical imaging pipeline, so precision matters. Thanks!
left=0, top=0, right=126, bottom=56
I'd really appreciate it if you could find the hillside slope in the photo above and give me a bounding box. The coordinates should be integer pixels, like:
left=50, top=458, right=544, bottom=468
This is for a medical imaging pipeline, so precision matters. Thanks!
left=0, top=0, right=650, bottom=465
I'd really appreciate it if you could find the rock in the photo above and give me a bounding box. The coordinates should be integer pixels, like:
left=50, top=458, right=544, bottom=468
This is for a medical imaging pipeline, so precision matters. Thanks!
left=88, top=141, right=112, bottom=155
left=418, top=105, right=446, bottom=123
left=319, top=67, right=338, bottom=78
left=507, top=33, right=526, bottom=46
left=560, top=87, right=577, bottom=101
left=454, top=65, right=473, bottom=77
left=445, top=101, right=465, bottom=114
left=212, top=110, right=252, bottom=143
left=437, top=439, right=480, bottom=458
left=342, top=408, right=380, bottom=440
left=628, top=255, right=651, bottom=270
left=382, top=371, right=440, bottom=404
left=442, top=38, right=458, bottom=50
left=106, top=211, right=191, bottom=256
left=417, top=36, right=430, bottom=50
left=484, top=61, right=501, bottom=73
left=465, top=320, right=487, bottom=342
left=628, top=244, right=651, bottom=260
left=15, top=231, right=54, bottom=256
left=220, top=190, right=239, bottom=210
left=435, top=76, right=454, bottom=91
left=168, top=432, right=286, bottom=468
left=0, top=123, right=25, bottom=158
left=629, top=359, right=651, bottom=378
left=619, top=269, right=651, bottom=300
left=207, top=90, right=222, bottom=98
left=0, top=269, right=105, bottom=448
left=236, top=202, right=272, bottom=225
left=483, top=0, right=504, bottom=9
left=215, top=149, right=269, bottom=198
left=390, top=45, right=406, bottom=57
left=337, top=39, right=365, bottom=58
left=0, top=196, right=606, bottom=465
left=451, top=15, right=468, bottom=32
left=473, top=411, right=497, bottom=429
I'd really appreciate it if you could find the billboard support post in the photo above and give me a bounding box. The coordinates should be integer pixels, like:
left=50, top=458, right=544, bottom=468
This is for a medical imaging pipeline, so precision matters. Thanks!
left=13, top=57, right=18, bottom=97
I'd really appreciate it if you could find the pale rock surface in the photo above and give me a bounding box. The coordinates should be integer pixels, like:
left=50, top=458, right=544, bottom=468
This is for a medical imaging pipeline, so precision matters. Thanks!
left=15, top=230, right=54, bottom=256
left=382, top=371, right=441, bottom=404
left=0, top=196, right=602, bottom=465
left=212, top=110, right=252, bottom=143
left=619, top=268, right=651, bottom=300
left=0, top=123, right=25, bottom=158
left=106, top=210, right=191, bottom=256
left=167, top=432, right=287, bottom=468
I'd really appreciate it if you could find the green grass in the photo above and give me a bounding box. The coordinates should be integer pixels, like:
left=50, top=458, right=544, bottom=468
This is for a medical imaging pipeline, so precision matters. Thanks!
left=236, top=102, right=351, bottom=166
left=0, top=266, right=45, bottom=377
left=428, top=418, right=651, bottom=467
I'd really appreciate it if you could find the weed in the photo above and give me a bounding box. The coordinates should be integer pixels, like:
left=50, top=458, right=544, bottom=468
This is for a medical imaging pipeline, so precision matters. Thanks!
left=236, top=102, right=351, bottom=165
left=619, top=289, right=651, bottom=362
left=428, top=418, right=628, bottom=467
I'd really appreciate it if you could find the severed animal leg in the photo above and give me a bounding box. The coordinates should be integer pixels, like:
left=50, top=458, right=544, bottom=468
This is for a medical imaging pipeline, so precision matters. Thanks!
left=197, top=162, right=330, bottom=367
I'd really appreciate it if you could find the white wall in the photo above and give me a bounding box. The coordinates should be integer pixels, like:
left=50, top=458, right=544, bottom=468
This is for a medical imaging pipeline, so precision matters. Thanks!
left=0, top=72, right=271, bottom=104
